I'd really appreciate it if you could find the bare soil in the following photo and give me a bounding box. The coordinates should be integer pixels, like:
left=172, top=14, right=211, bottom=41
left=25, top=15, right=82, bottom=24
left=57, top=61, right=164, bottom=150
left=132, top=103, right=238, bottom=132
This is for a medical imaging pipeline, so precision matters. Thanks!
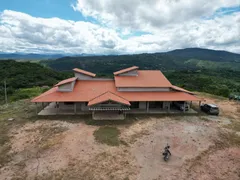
left=0, top=95, right=239, bottom=180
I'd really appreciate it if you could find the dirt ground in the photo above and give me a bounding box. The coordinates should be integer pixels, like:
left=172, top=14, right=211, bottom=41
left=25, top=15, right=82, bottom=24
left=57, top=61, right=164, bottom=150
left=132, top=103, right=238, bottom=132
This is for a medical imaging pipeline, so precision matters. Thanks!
left=0, top=96, right=239, bottom=180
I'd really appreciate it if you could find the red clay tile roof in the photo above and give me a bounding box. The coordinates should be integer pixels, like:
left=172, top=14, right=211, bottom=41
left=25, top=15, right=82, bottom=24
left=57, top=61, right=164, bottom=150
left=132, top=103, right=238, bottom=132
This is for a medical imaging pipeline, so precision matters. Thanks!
left=32, top=86, right=58, bottom=102
left=115, top=70, right=172, bottom=87
left=88, top=91, right=130, bottom=106
left=73, top=68, right=96, bottom=77
left=113, top=66, right=139, bottom=75
left=32, top=80, right=201, bottom=103
left=54, top=77, right=77, bottom=87
left=171, top=86, right=194, bottom=94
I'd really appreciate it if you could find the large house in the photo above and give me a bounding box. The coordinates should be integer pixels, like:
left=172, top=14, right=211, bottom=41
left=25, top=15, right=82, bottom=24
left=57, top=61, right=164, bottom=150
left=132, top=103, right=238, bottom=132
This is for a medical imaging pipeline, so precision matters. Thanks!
left=32, top=66, right=202, bottom=120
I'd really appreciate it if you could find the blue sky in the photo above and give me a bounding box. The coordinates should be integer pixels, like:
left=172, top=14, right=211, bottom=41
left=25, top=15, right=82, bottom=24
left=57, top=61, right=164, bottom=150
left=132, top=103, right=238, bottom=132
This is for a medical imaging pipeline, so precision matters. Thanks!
left=0, top=0, right=239, bottom=54
left=1, top=0, right=239, bottom=21
left=0, top=0, right=104, bottom=27
left=0, top=0, right=85, bottom=21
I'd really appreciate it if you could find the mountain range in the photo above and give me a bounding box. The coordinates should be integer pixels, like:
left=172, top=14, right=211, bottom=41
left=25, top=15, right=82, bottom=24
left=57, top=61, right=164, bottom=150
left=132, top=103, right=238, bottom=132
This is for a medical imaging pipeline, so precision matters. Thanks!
left=39, top=48, right=240, bottom=73
left=0, top=48, right=239, bottom=62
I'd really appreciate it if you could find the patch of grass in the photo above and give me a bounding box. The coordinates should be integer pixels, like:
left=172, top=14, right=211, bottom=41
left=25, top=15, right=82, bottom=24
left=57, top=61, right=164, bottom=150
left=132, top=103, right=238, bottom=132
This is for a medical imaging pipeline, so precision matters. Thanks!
left=93, top=126, right=120, bottom=146
left=129, top=129, right=150, bottom=144
left=185, top=130, right=240, bottom=175
left=0, top=100, right=39, bottom=167
left=216, top=131, right=240, bottom=147
left=85, top=118, right=136, bottom=126
left=38, top=126, right=68, bottom=135
left=0, top=123, right=10, bottom=145
left=0, top=144, right=11, bottom=167
left=0, top=99, right=37, bottom=121
left=224, top=120, right=240, bottom=132
left=40, top=135, right=64, bottom=151
left=9, top=87, right=49, bottom=102
left=200, top=116, right=210, bottom=121
left=196, top=92, right=227, bottom=100
left=237, top=106, right=240, bottom=114
left=35, top=150, right=136, bottom=180
left=33, top=125, right=68, bottom=151
left=120, top=140, right=129, bottom=146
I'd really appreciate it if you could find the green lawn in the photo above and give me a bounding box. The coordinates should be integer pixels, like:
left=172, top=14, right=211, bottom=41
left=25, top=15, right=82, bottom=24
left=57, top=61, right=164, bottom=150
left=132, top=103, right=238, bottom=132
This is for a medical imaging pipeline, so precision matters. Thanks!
left=93, top=126, right=120, bottom=146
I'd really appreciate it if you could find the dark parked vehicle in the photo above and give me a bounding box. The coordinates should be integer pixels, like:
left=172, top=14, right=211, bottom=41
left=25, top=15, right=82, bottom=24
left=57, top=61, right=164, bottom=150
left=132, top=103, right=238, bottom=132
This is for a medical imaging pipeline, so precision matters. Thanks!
left=229, top=94, right=240, bottom=101
left=173, top=101, right=189, bottom=111
left=200, top=104, right=219, bottom=115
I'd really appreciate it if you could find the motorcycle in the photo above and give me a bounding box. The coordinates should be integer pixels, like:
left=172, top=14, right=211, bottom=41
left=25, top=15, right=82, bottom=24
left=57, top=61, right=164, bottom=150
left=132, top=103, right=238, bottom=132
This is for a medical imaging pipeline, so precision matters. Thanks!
left=162, top=145, right=171, bottom=161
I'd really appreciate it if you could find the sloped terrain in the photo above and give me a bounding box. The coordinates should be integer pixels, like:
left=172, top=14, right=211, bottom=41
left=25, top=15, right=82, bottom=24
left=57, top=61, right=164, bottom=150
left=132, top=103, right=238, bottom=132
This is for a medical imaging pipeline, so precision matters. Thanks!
left=0, top=94, right=239, bottom=180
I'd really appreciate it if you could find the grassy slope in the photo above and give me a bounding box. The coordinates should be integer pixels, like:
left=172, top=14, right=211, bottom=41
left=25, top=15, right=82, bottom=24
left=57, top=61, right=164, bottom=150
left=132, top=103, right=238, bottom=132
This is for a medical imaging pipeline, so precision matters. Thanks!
left=184, top=59, right=240, bottom=71
left=165, top=70, right=240, bottom=97
left=0, top=60, right=71, bottom=103
left=0, top=100, right=37, bottom=166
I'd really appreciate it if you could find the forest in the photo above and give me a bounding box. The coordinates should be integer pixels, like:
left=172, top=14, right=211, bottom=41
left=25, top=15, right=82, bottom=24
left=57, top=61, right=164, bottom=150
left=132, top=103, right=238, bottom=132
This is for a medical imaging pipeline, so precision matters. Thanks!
left=0, top=60, right=70, bottom=103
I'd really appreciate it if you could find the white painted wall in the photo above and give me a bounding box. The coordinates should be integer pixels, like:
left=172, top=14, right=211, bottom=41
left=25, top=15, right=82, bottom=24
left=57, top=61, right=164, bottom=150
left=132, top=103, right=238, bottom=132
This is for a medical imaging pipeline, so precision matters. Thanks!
left=58, top=80, right=76, bottom=92
left=117, top=87, right=171, bottom=92
left=74, top=72, right=94, bottom=80
left=118, top=70, right=138, bottom=76
left=139, top=102, right=147, bottom=109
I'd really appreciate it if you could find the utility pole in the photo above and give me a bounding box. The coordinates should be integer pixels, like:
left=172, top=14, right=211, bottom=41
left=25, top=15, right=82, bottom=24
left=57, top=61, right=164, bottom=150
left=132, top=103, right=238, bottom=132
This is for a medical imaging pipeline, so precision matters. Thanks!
left=4, top=79, right=8, bottom=104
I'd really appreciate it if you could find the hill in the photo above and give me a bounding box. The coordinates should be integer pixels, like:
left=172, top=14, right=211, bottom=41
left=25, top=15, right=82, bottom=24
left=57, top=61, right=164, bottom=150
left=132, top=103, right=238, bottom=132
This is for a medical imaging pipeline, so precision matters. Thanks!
left=166, top=48, right=240, bottom=62
left=0, top=53, right=99, bottom=60
left=0, top=60, right=70, bottom=103
left=41, top=48, right=240, bottom=73
left=0, top=53, right=66, bottom=60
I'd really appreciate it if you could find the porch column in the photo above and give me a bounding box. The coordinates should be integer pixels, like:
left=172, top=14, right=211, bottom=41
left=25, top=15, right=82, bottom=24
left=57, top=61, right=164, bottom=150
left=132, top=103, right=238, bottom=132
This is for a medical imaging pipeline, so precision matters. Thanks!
left=168, top=102, right=170, bottom=112
left=190, top=101, right=192, bottom=108
left=35, top=103, right=38, bottom=115
left=42, top=102, right=44, bottom=110
left=199, top=101, right=201, bottom=107
left=56, top=102, right=59, bottom=114
left=147, top=102, right=149, bottom=113
left=74, top=103, right=77, bottom=114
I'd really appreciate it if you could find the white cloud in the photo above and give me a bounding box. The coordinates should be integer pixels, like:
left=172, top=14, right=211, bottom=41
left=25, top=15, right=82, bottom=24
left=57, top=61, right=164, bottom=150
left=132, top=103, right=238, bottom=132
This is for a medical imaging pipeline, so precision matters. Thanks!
left=122, top=12, right=240, bottom=54
left=73, top=0, right=239, bottom=30
left=0, top=10, right=123, bottom=54
left=0, top=4, right=239, bottom=54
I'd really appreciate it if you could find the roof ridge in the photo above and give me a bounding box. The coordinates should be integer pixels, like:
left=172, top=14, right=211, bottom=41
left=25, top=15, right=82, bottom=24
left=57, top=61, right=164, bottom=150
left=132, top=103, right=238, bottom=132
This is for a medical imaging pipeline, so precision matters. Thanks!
left=88, top=90, right=128, bottom=103
left=88, top=91, right=130, bottom=106
left=88, top=91, right=109, bottom=102
left=73, top=68, right=96, bottom=77
left=54, top=77, right=77, bottom=87
left=171, top=85, right=194, bottom=94
left=106, top=91, right=129, bottom=102
left=113, top=66, right=139, bottom=75
left=31, top=87, right=57, bottom=102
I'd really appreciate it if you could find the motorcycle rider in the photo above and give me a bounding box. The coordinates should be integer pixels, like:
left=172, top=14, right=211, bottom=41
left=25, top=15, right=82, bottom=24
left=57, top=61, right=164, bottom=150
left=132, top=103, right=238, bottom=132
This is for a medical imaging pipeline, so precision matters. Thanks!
left=163, top=144, right=171, bottom=161
left=164, top=145, right=171, bottom=156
